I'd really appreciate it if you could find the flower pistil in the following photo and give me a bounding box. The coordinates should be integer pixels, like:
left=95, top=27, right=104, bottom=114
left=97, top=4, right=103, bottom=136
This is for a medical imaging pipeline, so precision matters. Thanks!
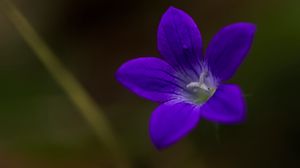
left=186, top=68, right=217, bottom=104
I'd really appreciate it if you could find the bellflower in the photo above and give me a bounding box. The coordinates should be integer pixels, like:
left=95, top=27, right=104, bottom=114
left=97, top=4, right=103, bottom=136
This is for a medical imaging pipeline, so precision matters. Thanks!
left=116, top=7, right=256, bottom=149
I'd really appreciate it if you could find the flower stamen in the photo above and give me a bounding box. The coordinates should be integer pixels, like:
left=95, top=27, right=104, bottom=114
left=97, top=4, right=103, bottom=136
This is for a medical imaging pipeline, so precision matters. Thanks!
left=186, top=70, right=217, bottom=104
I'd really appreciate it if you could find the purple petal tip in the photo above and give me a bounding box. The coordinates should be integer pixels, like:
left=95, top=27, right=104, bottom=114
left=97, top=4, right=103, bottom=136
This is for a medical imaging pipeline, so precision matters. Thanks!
left=149, top=102, right=201, bottom=150
left=164, top=6, right=188, bottom=17
left=166, top=6, right=180, bottom=12
left=231, top=22, right=257, bottom=34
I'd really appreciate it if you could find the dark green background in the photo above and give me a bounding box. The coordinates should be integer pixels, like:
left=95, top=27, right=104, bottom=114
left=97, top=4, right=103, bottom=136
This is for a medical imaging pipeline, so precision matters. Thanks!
left=0, top=0, right=299, bottom=167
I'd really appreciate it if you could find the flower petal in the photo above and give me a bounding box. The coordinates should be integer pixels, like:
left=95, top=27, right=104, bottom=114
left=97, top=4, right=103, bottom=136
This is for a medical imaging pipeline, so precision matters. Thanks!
left=205, top=23, right=256, bottom=81
left=149, top=101, right=201, bottom=149
left=157, top=7, right=203, bottom=80
left=116, top=57, right=184, bottom=103
left=201, top=84, right=246, bottom=124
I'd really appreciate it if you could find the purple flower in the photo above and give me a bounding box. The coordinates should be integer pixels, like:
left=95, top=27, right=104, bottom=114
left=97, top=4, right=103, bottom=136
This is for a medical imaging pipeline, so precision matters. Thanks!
left=116, top=7, right=256, bottom=149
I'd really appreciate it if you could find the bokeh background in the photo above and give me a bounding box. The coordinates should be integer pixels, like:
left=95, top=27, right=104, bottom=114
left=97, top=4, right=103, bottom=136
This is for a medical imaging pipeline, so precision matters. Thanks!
left=0, top=0, right=300, bottom=167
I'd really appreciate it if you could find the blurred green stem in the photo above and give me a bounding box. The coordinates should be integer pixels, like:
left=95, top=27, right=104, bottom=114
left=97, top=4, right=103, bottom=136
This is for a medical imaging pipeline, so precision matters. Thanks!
left=0, top=0, right=129, bottom=167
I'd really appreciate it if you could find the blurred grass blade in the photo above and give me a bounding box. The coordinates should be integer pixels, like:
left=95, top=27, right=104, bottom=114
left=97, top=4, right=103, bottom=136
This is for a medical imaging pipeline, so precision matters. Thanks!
left=0, top=0, right=129, bottom=167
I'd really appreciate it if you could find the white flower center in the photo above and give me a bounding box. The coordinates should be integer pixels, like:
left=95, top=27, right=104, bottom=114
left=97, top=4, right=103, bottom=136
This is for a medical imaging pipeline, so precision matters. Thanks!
left=185, top=69, right=217, bottom=104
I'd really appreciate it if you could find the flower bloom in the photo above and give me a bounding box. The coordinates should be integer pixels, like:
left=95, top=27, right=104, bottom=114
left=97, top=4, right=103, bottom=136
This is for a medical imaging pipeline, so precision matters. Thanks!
left=116, top=7, right=256, bottom=149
